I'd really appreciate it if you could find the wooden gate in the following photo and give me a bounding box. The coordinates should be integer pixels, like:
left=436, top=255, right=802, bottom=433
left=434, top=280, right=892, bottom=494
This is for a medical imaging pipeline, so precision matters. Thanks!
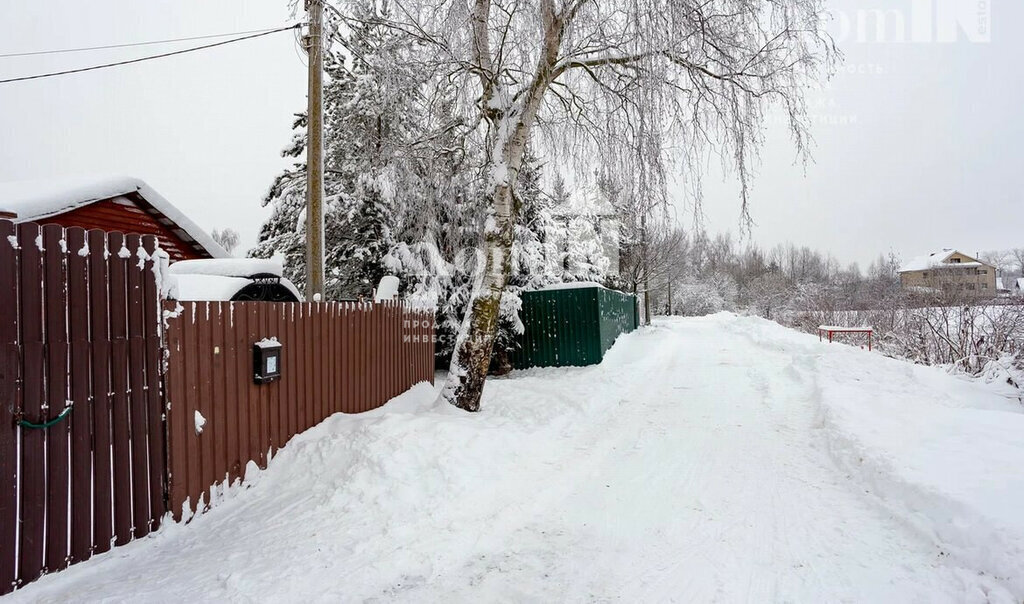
left=0, top=220, right=166, bottom=596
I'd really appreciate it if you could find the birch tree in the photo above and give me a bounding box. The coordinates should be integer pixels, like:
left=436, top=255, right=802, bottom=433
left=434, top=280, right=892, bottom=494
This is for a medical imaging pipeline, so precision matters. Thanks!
left=334, top=0, right=836, bottom=411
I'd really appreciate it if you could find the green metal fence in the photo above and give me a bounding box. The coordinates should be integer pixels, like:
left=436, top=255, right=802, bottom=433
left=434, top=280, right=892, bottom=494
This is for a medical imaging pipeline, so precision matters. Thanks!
left=512, top=285, right=639, bottom=369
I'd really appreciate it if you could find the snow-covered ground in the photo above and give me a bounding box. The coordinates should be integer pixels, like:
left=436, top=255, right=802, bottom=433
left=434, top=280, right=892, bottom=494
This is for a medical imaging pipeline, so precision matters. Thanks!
left=9, top=314, right=1023, bottom=603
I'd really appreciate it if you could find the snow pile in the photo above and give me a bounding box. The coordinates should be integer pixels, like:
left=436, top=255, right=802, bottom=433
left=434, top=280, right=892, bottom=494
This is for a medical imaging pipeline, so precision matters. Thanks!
left=7, top=315, right=1023, bottom=602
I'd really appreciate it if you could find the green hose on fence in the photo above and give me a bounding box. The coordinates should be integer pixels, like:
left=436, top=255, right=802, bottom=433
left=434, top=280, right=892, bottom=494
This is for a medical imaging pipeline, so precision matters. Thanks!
left=18, top=404, right=73, bottom=429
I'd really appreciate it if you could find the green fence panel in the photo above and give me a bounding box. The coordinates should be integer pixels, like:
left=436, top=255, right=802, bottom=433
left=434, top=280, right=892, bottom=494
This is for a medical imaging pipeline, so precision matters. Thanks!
left=512, top=285, right=637, bottom=370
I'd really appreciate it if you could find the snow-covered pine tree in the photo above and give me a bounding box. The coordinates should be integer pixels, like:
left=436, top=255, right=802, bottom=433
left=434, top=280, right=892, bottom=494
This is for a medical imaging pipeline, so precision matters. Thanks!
left=250, top=115, right=308, bottom=286
left=253, top=2, right=432, bottom=299
left=545, top=174, right=610, bottom=285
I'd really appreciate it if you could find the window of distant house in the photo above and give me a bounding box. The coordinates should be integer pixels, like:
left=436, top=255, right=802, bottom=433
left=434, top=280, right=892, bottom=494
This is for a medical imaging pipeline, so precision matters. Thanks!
left=982, top=283, right=988, bottom=289
left=967, top=283, right=975, bottom=290
left=951, top=258, right=961, bottom=263
left=980, top=269, right=987, bottom=274
left=922, top=272, right=928, bottom=278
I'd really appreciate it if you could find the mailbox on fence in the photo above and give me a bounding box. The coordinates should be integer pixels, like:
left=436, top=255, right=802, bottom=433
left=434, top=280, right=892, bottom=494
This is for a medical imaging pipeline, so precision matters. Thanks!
left=253, top=337, right=282, bottom=383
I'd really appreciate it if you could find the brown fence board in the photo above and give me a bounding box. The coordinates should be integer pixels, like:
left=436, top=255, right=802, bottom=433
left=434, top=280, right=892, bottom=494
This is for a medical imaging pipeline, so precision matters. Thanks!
left=257, top=305, right=270, bottom=461
left=142, top=236, right=166, bottom=529
left=326, top=304, right=335, bottom=415
left=17, top=222, right=46, bottom=585
left=222, top=305, right=239, bottom=484
left=358, top=305, right=365, bottom=407
left=303, top=304, right=314, bottom=430
left=162, top=300, right=434, bottom=516
left=246, top=304, right=261, bottom=468
left=210, top=304, right=226, bottom=490
left=164, top=300, right=186, bottom=522
left=268, top=305, right=281, bottom=452
left=285, top=304, right=297, bottom=440
left=233, top=303, right=251, bottom=482
left=87, top=229, right=113, bottom=553
left=342, top=305, right=352, bottom=414
left=66, top=227, right=92, bottom=564
left=278, top=303, right=290, bottom=445
left=0, top=220, right=20, bottom=595
left=125, top=235, right=151, bottom=540
left=184, top=303, right=202, bottom=512
left=197, top=303, right=215, bottom=505
left=107, top=232, right=133, bottom=546
left=43, top=225, right=71, bottom=572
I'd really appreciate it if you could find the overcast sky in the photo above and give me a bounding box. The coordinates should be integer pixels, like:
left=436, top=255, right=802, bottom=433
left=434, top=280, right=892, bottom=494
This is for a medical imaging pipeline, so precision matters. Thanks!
left=0, top=0, right=1019, bottom=268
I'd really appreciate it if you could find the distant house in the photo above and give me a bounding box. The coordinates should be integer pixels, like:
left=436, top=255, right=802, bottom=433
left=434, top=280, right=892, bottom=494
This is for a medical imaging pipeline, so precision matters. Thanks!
left=0, top=176, right=228, bottom=262
left=898, top=249, right=997, bottom=296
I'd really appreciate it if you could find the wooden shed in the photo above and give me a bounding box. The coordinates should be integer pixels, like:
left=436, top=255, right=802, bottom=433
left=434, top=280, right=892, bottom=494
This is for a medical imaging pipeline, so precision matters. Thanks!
left=0, top=176, right=228, bottom=262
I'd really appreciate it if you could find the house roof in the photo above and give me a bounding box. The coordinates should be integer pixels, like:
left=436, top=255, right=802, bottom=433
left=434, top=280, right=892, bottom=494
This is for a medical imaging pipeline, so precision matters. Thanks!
left=898, top=249, right=989, bottom=273
left=1017, top=278, right=1024, bottom=290
left=0, top=175, right=229, bottom=259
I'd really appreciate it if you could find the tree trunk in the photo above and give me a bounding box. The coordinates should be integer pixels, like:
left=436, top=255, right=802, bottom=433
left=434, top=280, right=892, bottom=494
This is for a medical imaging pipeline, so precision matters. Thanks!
left=442, top=0, right=561, bottom=411
left=440, top=186, right=515, bottom=411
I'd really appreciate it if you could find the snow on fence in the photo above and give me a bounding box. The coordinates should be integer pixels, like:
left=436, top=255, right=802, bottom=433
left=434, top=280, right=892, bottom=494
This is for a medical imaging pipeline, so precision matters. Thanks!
left=162, top=300, right=435, bottom=520
left=0, top=220, right=166, bottom=596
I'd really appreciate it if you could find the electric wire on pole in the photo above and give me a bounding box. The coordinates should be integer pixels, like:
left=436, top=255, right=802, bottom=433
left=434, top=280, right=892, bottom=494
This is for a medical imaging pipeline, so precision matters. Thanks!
left=0, top=25, right=300, bottom=85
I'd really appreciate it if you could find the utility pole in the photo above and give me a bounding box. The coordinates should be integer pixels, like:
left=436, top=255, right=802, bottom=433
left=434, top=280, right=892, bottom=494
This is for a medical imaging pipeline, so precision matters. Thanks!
left=304, top=0, right=326, bottom=301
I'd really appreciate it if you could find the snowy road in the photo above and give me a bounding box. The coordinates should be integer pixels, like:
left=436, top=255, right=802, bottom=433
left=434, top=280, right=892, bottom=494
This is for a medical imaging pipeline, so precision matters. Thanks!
left=10, top=315, right=1023, bottom=603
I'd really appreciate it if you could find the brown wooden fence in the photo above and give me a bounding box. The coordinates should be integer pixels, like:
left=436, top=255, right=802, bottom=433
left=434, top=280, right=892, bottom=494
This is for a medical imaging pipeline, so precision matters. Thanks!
left=1, top=219, right=437, bottom=596
left=0, top=220, right=166, bottom=595
left=162, top=300, right=435, bottom=519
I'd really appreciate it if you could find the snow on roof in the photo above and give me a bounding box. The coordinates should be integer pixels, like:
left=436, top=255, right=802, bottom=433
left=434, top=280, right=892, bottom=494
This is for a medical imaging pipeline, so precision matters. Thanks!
left=1017, top=278, right=1024, bottom=290
left=169, top=273, right=303, bottom=302
left=898, top=249, right=988, bottom=273
left=170, top=274, right=253, bottom=301
left=169, top=258, right=283, bottom=278
left=535, top=281, right=607, bottom=292
left=0, top=175, right=229, bottom=259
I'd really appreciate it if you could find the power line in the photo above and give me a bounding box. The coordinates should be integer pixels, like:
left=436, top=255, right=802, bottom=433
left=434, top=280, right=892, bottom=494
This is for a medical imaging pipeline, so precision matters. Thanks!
left=0, top=24, right=302, bottom=85
left=0, top=26, right=300, bottom=59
